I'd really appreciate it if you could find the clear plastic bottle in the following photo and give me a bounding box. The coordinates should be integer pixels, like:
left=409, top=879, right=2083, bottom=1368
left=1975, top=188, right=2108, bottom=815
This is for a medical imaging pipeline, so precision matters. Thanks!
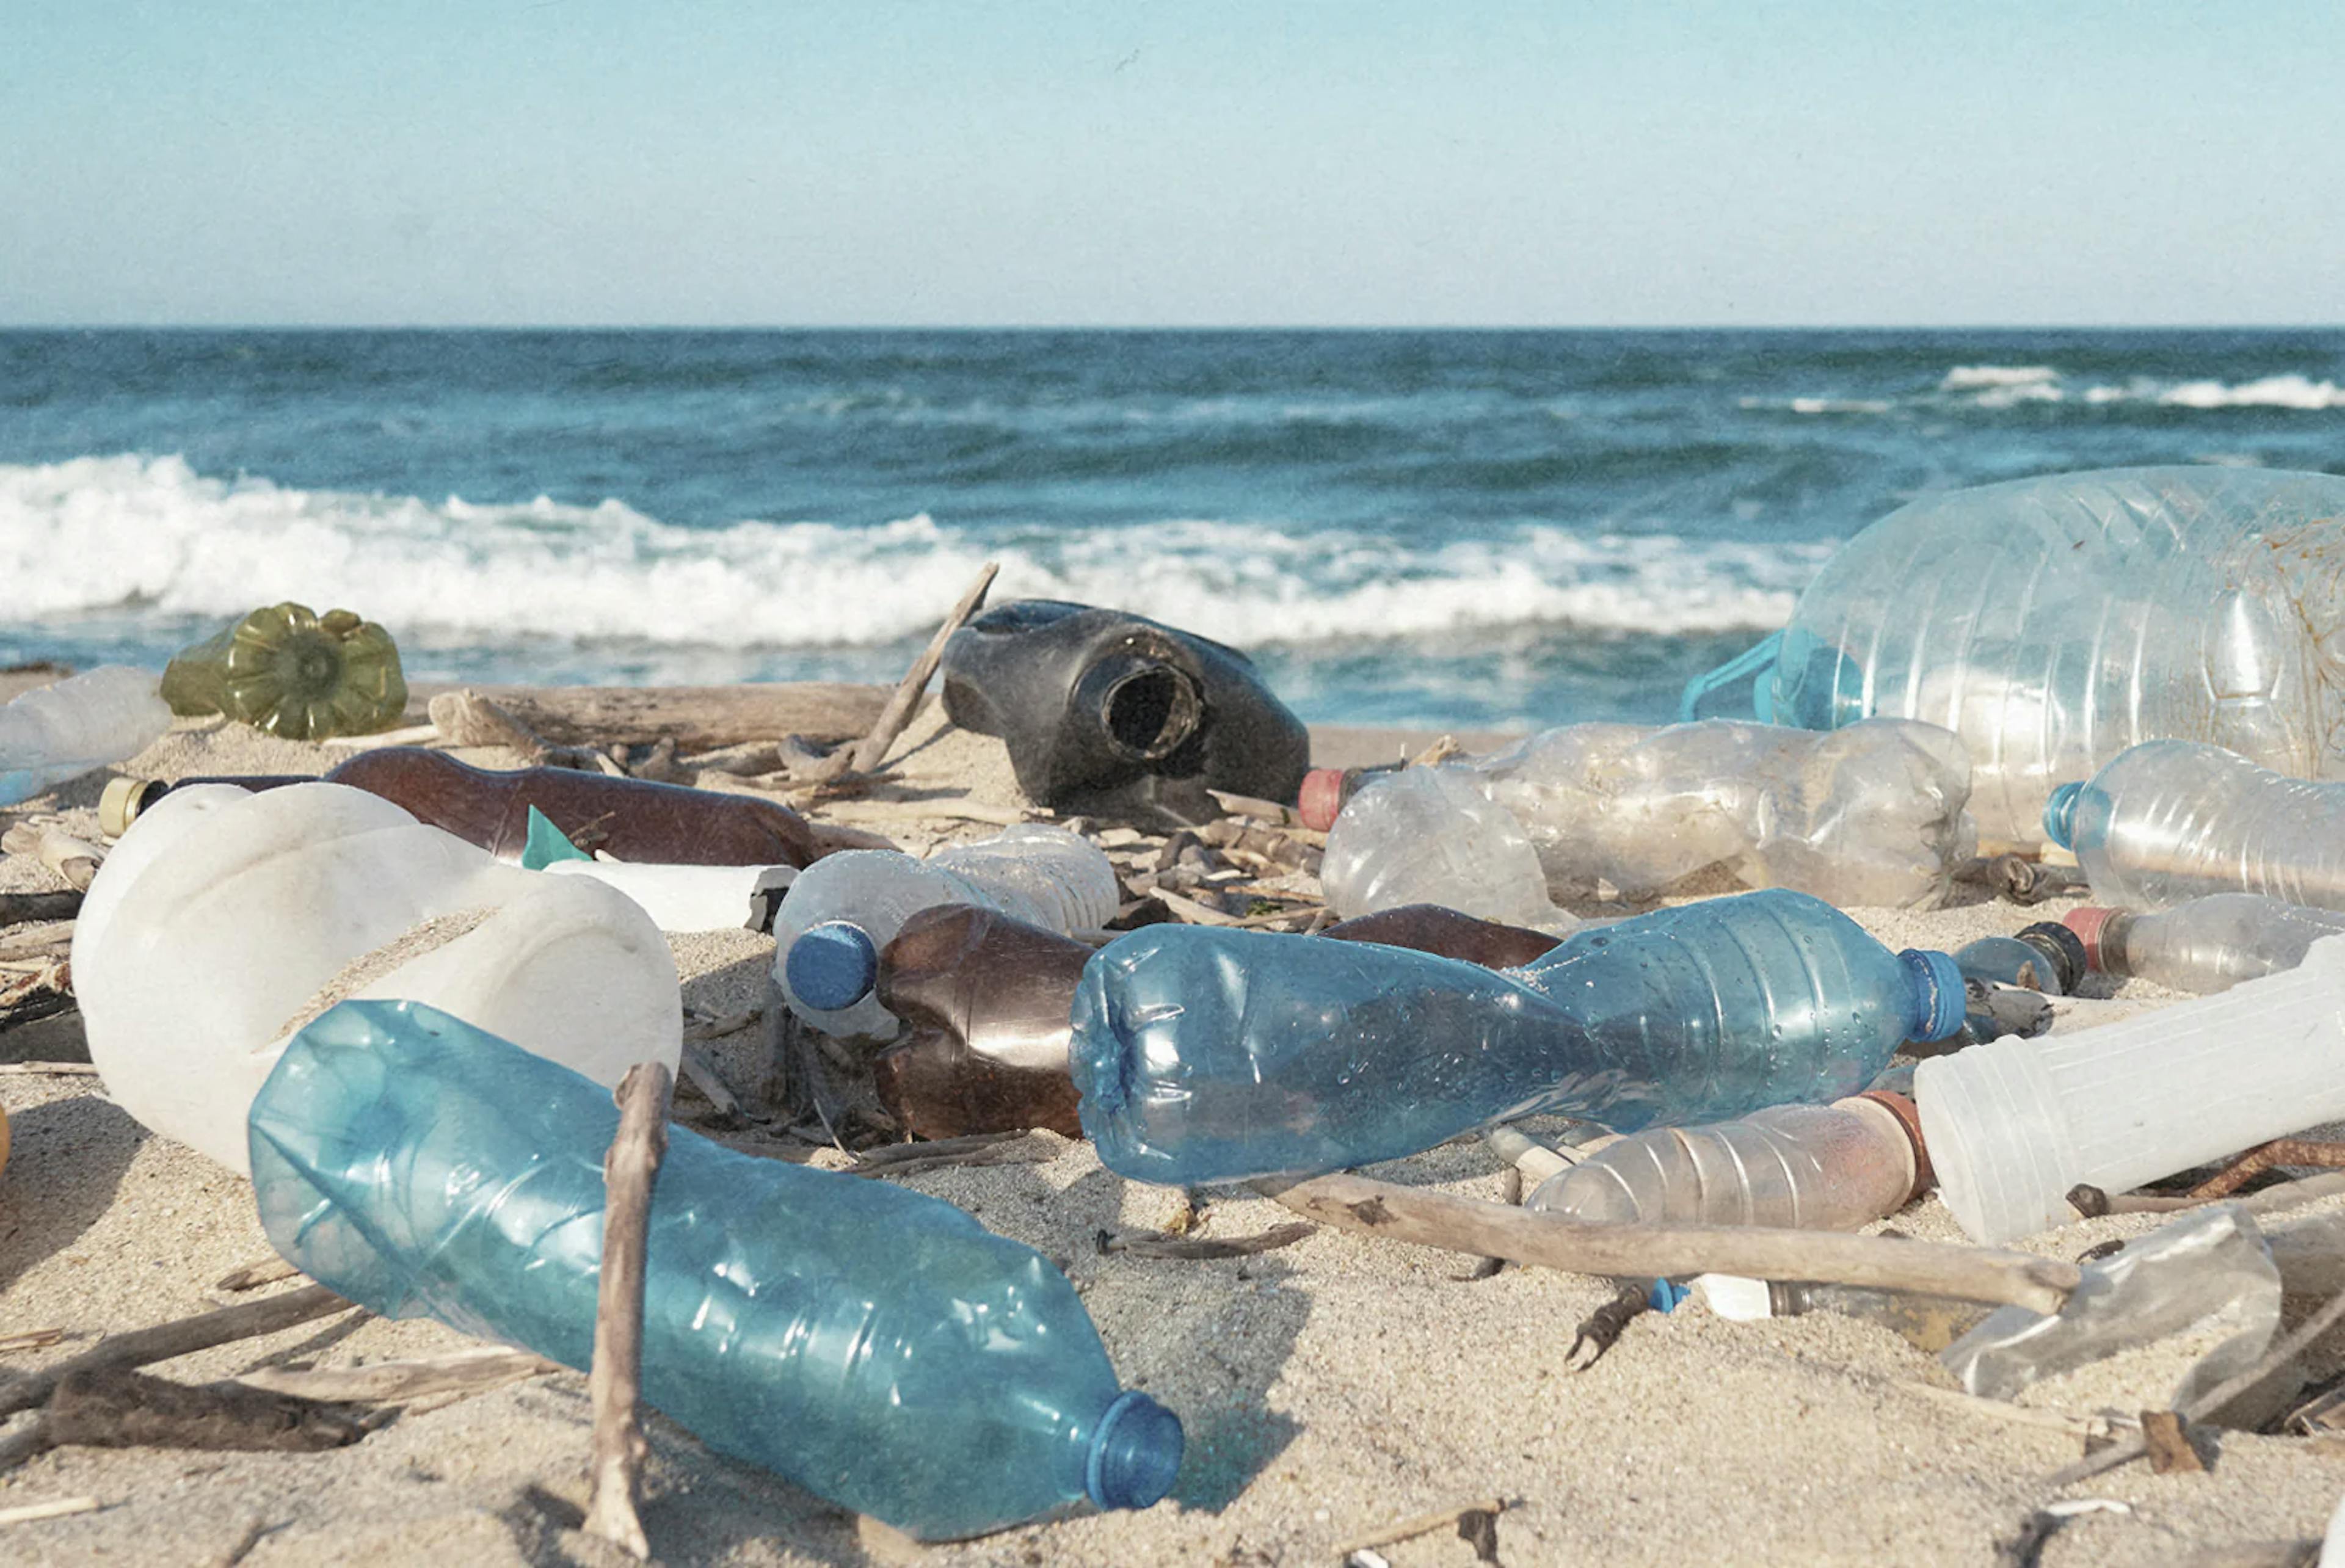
left=1695, top=1275, right=1988, bottom=1354
left=70, top=781, right=680, bottom=1174
left=775, top=825, right=1122, bottom=1041
left=1918, top=933, right=2345, bottom=1243
left=1526, top=1094, right=1925, bottom=1230
left=1072, top=888, right=1966, bottom=1186
left=1953, top=923, right=2085, bottom=995
left=2045, top=739, right=2345, bottom=912
left=249, top=999, right=1182, bottom=1541
left=0, top=666, right=172, bottom=807
left=2065, top=894, right=2345, bottom=995
left=1682, top=466, right=2345, bottom=845
left=1315, top=717, right=1975, bottom=911
left=1318, top=766, right=1571, bottom=930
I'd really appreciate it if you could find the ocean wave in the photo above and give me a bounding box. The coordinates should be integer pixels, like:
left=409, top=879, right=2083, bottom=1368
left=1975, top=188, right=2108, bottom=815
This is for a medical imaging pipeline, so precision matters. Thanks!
left=1756, top=365, right=2345, bottom=414
left=0, top=454, right=1822, bottom=652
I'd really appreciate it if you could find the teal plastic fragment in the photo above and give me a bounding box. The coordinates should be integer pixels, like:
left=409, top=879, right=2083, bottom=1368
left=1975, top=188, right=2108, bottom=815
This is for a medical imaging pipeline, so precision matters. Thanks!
left=521, top=805, right=592, bottom=868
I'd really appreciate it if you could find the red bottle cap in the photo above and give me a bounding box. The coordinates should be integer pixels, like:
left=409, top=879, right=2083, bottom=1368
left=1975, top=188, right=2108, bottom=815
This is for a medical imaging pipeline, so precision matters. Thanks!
left=2062, top=906, right=2117, bottom=972
left=1296, top=768, right=1350, bottom=832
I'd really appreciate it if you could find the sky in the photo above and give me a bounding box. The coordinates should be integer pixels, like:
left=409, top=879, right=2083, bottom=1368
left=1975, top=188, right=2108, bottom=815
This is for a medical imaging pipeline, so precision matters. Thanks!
left=4, top=2, right=2341, bottom=328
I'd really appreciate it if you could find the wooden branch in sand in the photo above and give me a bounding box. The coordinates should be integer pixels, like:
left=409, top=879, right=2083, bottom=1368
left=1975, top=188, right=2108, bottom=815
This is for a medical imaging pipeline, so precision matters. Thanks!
left=408, top=681, right=888, bottom=751
left=794, top=562, right=998, bottom=783
left=584, top=1061, right=674, bottom=1561
left=238, top=1346, right=558, bottom=1404
left=1255, top=1171, right=2083, bottom=1315
left=0, top=1285, right=356, bottom=1420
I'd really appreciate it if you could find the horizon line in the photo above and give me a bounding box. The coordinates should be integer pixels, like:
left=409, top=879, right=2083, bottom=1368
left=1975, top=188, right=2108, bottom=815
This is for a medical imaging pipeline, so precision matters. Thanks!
left=4, top=321, right=2344, bottom=335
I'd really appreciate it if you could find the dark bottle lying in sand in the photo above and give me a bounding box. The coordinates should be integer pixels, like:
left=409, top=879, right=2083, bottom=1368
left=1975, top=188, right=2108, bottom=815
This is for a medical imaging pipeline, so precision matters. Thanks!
left=99, top=747, right=820, bottom=868
left=868, top=901, right=1565, bottom=1140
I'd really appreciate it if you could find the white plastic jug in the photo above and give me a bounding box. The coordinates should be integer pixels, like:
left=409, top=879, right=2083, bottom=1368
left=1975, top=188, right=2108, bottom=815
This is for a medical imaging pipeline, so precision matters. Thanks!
left=73, top=781, right=682, bottom=1174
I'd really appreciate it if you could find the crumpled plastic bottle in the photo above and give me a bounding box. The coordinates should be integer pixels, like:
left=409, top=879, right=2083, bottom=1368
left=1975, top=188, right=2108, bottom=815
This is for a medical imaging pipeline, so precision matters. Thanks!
left=0, top=666, right=171, bottom=807
left=161, top=601, right=407, bottom=741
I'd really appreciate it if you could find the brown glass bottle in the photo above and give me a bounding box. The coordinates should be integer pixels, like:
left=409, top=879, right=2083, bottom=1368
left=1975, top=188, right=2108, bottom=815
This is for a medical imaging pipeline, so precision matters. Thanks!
left=868, top=900, right=1566, bottom=1141
left=100, top=747, right=819, bottom=867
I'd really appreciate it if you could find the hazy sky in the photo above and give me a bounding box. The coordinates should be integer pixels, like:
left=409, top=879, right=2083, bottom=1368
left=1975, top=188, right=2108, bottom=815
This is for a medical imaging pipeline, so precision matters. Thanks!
left=6, top=2, right=2340, bottom=327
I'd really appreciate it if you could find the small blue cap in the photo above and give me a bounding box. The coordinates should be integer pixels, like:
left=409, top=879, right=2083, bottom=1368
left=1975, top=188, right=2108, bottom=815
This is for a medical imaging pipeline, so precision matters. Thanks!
left=784, top=921, right=879, bottom=1011
left=2043, top=782, right=2083, bottom=849
left=1648, top=1278, right=1692, bottom=1313
left=1087, top=1390, right=1184, bottom=1512
left=1899, top=948, right=1967, bottom=1042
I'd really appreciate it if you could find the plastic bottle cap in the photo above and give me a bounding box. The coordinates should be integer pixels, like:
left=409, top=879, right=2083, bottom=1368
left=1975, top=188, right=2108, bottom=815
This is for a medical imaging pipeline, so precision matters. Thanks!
left=1900, top=948, right=1967, bottom=1042
left=2062, top=906, right=2117, bottom=973
left=1086, top=1389, right=1185, bottom=1512
left=1296, top=768, right=1348, bottom=832
left=2016, top=919, right=2090, bottom=992
left=2043, top=782, right=2084, bottom=849
left=784, top=921, right=881, bottom=1012
left=98, top=775, right=152, bottom=838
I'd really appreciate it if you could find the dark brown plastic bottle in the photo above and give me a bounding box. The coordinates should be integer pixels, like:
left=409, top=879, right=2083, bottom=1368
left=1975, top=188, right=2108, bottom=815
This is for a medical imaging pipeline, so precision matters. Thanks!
left=99, top=747, right=820, bottom=867
left=868, top=900, right=1566, bottom=1141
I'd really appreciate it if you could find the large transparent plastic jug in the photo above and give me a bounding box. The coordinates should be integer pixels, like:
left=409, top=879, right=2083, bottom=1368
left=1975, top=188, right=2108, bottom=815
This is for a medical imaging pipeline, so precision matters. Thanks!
left=71, top=782, right=680, bottom=1173
left=2045, top=740, right=2345, bottom=912
left=1684, top=467, right=2345, bottom=844
left=0, top=666, right=171, bottom=807
left=1073, top=888, right=1964, bottom=1186
left=1318, top=717, right=1974, bottom=913
left=250, top=1000, right=1182, bottom=1541
left=774, top=825, right=1121, bottom=1041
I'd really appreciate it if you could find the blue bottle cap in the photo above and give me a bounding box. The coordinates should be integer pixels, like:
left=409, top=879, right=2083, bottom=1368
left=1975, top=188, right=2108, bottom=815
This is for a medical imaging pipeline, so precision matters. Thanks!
left=1086, top=1389, right=1185, bottom=1512
left=784, top=921, right=879, bottom=1012
left=1899, top=948, right=1967, bottom=1042
left=1648, top=1278, right=1692, bottom=1313
left=2043, top=782, right=2084, bottom=849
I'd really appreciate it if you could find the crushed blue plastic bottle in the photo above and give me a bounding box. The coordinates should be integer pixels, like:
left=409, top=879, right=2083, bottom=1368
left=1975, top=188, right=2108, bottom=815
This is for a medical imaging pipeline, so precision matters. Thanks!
left=1071, top=887, right=1962, bottom=1186
left=248, top=998, right=1181, bottom=1541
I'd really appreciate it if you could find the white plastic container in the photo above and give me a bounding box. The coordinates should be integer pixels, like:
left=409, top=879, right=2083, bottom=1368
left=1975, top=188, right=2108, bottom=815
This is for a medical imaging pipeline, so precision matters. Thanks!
left=2047, top=740, right=2345, bottom=912
left=0, top=666, right=172, bottom=806
left=544, top=858, right=796, bottom=933
left=1917, top=934, right=2345, bottom=1243
left=72, top=782, right=682, bottom=1174
left=773, top=824, right=1121, bottom=1041
left=1318, top=766, right=1569, bottom=931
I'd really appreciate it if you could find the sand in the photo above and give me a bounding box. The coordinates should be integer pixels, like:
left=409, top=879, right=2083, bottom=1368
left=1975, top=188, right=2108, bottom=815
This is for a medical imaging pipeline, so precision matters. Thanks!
left=5, top=700, right=2345, bottom=1567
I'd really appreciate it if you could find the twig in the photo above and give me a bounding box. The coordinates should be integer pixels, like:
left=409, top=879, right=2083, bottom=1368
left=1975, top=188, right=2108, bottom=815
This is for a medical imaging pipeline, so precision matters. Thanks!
left=845, top=562, right=999, bottom=776
left=849, top=1133, right=1060, bottom=1180
left=2189, top=1139, right=2345, bottom=1201
left=1336, top=1497, right=1509, bottom=1558
left=1891, top=1379, right=2131, bottom=1440
left=0, top=1061, right=100, bottom=1077
left=1098, top=1222, right=1315, bottom=1260
left=675, top=1040, right=748, bottom=1122
left=2046, top=1283, right=2345, bottom=1487
left=1254, top=1171, right=2082, bottom=1314
left=0, top=1285, right=356, bottom=1420
left=584, top=1062, right=673, bottom=1561
left=0, top=891, right=81, bottom=927
left=238, top=1346, right=557, bottom=1404
left=0, top=1496, right=102, bottom=1526
left=43, top=1368, right=369, bottom=1453
left=1151, top=887, right=1242, bottom=926
left=319, top=723, right=440, bottom=749
left=214, top=1258, right=301, bottom=1293
left=0, top=1329, right=67, bottom=1356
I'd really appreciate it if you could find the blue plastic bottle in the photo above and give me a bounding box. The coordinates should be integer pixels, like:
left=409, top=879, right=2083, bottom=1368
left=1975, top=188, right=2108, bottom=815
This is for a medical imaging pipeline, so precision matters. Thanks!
left=248, top=999, right=1182, bottom=1541
left=1071, top=888, right=1965, bottom=1186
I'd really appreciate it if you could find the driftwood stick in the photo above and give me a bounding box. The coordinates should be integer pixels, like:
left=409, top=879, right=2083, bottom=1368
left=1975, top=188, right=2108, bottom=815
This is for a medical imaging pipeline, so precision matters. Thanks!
left=238, top=1346, right=557, bottom=1404
left=0, top=1285, right=356, bottom=1420
left=584, top=1062, right=674, bottom=1561
left=407, top=682, right=889, bottom=751
left=0, top=1495, right=102, bottom=1526
left=0, top=890, right=82, bottom=927
left=2046, top=1283, right=2345, bottom=1487
left=844, top=562, right=998, bottom=775
left=1336, top=1497, right=1508, bottom=1558
left=1099, top=1221, right=1317, bottom=1261
left=214, top=1258, right=302, bottom=1293
left=1256, top=1171, right=2082, bottom=1315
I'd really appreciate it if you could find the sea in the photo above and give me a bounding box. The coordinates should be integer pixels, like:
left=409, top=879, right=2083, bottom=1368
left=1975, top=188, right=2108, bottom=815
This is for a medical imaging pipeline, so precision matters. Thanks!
left=3, top=328, right=2341, bottom=731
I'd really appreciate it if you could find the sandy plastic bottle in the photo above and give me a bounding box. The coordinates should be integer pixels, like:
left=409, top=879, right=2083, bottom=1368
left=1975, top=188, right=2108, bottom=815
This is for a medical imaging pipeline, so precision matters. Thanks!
left=250, top=1000, right=1182, bottom=1541
left=776, top=826, right=1121, bottom=1042
left=70, top=781, right=680, bottom=1174
left=2045, top=740, right=2345, bottom=912
left=101, top=747, right=821, bottom=868
left=1918, top=933, right=2345, bottom=1243
left=1073, top=888, right=1966, bottom=1186
left=161, top=602, right=407, bottom=741
left=1526, top=1094, right=1926, bottom=1230
left=1312, top=717, right=1974, bottom=911
left=2064, top=894, right=2345, bottom=995
left=0, top=666, right=172, bottom=807
left=1682, top=466, right=2345, bottom=845
left=868, top=902, right=1571, bottom=1142
left=1318, top=766, right=1575, bottom=930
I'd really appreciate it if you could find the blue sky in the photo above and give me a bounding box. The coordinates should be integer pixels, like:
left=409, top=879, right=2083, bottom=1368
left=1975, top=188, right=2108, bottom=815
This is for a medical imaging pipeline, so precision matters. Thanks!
left=5, top=2, right=2340, bottom=327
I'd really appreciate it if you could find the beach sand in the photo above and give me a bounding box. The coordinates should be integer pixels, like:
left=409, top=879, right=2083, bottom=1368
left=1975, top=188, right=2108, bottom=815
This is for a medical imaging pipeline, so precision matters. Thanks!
left=5, top=700, right=2345, bottom=1567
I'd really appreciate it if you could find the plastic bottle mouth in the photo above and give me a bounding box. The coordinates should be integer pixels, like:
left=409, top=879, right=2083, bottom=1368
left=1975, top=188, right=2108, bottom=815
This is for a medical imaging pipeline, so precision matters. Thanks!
left=2060, top=906, right=2118, bottom=973
left=2043, top=782, right=2083, bottom=849
left=784, top=921, right=881, bottom=1012
left=1296, top=768, right=1348, bottom=832
left=1079, top=655, right=1202, bottom=763
left=1085, top=1389, right=1184, bottom=1512
left=1899, top=948, right=1967, bottom=1042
